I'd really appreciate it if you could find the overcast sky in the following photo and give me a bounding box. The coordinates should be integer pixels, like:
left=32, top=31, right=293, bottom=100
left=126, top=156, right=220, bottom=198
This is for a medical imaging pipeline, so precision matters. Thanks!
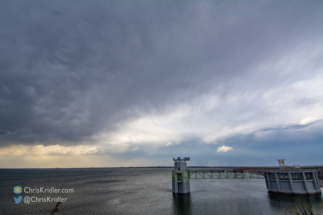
left=0, top=1, right=322, bottom=168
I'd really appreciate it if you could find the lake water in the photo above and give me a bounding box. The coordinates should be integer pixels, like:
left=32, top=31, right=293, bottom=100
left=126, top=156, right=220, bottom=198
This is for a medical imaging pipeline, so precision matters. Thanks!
left=1, top=168, right=322, bottom=215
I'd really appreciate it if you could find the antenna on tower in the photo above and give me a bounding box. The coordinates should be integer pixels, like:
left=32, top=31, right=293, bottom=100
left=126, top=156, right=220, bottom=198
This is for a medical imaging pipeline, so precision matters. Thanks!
left=277, top=159, right=285, bottom=168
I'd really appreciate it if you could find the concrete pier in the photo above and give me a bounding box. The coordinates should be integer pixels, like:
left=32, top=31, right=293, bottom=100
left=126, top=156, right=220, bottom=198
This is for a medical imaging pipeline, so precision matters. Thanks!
left=172, top=157, right=190, bottom=194
left=264, top=169, right=321, bottom=194
left=264, top=159, right=321, bottom=194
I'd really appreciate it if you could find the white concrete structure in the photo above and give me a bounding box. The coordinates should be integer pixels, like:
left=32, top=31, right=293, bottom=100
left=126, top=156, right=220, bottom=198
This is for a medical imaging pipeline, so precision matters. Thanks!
left=172, top=157, right=190, bottom=194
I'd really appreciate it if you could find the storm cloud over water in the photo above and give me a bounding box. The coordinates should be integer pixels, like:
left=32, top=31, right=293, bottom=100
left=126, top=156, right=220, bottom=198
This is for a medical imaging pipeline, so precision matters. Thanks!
left=0, top=1, right=322, bottom=167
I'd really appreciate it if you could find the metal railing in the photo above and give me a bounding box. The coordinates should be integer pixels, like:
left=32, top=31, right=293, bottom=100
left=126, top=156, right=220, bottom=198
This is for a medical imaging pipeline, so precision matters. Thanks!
left=186, top=168, right=323, bottom=180
left=266, top=169, right=321, bottom=172
left=188, top=169, right=264, bottom=179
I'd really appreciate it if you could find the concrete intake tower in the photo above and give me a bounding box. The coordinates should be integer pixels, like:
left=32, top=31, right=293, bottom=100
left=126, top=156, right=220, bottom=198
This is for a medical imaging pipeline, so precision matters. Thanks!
left=172, top=157, right=190, bottom=194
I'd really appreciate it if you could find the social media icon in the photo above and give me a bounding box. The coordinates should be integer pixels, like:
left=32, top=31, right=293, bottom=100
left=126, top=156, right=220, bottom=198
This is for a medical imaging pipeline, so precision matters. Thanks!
left=13, top=186, right=22, bottom=194
left=14, top=196, right=23, bottom=204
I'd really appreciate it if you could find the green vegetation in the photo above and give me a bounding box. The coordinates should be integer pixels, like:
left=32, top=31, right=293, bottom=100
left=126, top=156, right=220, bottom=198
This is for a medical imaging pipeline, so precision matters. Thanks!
left=282, top=198, right=323, bottom=215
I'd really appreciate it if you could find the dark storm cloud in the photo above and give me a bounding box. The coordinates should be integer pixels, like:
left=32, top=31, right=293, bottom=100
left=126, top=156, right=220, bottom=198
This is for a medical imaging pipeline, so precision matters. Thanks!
left=0, top=1, right=322, bottom=146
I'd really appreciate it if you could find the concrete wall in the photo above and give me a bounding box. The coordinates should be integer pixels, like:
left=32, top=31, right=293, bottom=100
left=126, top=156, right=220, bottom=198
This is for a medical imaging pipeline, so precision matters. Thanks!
left=172, top=170, right=190, bottom=194
left=264, top=171, right=321, bottom=194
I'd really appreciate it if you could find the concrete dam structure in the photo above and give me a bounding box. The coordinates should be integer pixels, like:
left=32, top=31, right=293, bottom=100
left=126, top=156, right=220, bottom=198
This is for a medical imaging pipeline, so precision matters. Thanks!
left=172, top=157, right=191, bottom=194
left=172, top=157, right=322, bottom=195
left=264, top=160, right=321, bottom=195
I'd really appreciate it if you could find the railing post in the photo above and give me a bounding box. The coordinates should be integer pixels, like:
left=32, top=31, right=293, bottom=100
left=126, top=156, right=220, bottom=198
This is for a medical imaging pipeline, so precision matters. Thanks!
left=288, top=172, right=294, bottom=193
left=265, top=172, right=271, bottom=190
left=312, top=172, right=318, bottom=191
left=275, top=173, right=281, bottom=192
left=302, top=172, right=309, bottom=193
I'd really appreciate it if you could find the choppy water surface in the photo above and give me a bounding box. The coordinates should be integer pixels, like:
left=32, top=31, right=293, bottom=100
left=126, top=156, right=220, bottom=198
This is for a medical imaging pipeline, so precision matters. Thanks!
left=0, top=168, right=322, bottom=215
